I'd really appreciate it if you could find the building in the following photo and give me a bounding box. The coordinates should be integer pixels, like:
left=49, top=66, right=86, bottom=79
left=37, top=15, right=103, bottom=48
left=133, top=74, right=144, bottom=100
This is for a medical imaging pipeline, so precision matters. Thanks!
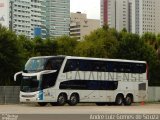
left=100, top=0, right=108, bottom=26
left=70, top=12, right=100, bottom=40
left=0, top=0, right=46, bottom=38
left=101, top=0, right=160, bottom=34
left=138, top=0, right=160, bottom=35
left=101, top=0, right=130, bottom=32
left=45, top=0, right=70, bottom=38
left=0, top=0, right=70, bottom=38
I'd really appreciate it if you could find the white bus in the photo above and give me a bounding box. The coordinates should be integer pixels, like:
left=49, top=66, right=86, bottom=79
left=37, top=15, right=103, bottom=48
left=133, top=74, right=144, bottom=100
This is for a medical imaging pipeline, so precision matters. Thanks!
left=14, top=56, right=148, bottom=106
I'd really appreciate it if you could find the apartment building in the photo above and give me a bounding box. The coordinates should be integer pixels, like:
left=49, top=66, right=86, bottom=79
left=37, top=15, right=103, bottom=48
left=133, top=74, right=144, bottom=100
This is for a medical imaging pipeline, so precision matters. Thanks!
left=0, top=0, right=70, bottom=38
left=45, top=0, right=70, bottom=38
left=101, top=0, right=160, bottom=34
left=70, top=12, right=100, bottom=40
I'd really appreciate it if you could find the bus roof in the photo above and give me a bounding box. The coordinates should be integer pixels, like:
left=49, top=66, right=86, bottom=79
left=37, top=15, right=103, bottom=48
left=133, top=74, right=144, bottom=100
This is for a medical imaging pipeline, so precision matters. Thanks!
left=29, top=55, right=146, bottom=64
left=65, top=56, right=146, bottom=64
left=30, top=56, right=65, bottom=59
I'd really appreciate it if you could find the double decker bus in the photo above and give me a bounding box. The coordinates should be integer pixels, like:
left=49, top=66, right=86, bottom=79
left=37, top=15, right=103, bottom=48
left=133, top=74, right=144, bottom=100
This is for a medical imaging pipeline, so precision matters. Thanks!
left=14, top=56, right=148, bottom=106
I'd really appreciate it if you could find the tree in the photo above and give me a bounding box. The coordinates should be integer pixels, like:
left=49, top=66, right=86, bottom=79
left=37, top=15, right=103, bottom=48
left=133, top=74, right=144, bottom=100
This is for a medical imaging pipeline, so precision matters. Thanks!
left=17, top=35, right=34, bottom=60
left=75, top=28, right=118, bottom=58
left=0, top=24, right=23, bottom=85
left=32, top=36, right=45, bottom=56
left=43, top=38, right=58, bottom=56
left=56, top=35, right=78, bottom=55
left=141, top=32, right=157, bottom=49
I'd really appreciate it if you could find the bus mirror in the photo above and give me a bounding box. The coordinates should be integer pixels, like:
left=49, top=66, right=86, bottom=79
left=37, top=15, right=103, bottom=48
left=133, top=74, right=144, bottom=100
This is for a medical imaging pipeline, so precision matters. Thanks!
left=14, top=71, right=22, bottom=81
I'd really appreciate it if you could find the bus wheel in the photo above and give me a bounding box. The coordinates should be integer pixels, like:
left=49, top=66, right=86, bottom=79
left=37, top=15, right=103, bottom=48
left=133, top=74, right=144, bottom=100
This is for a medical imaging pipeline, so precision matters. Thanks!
left=37, top=102, right=48, bottom=106
left=57, top=94, right=67, bottom=106
left=115, top=95, right=124, bottom=106
left=95, top=102, right=106, bottom=106
left=124, top=95, right=132, bottom=106
left=68, top=94, right=79, bottom=106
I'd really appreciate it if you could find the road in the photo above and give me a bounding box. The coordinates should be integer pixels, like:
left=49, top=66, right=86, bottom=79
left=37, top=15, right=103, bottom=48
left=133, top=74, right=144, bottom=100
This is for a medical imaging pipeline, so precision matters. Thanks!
left=0, top=103, right=160, bottom=120
left=0, top=103, right=160, bottom=114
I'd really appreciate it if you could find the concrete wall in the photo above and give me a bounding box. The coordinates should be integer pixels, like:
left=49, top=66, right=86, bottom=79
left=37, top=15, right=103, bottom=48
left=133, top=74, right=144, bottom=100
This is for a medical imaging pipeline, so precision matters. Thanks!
left=148, top=87, right=160, bottom=102
left=0, top=86, right=20, bottom=104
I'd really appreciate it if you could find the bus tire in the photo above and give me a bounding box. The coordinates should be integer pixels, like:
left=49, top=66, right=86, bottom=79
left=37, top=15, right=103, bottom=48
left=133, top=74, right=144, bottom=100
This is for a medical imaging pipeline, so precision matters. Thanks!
left=37, top=102, right=48, bottom=106
left=68, top=93, right=79, bottom=106
left=57, top=93, right=67, bottom=106
left=115, top=94, right=124, bottom=106
left=124, top=95, right=133, bottom=106
left=95, top=102, right=106, bottom=106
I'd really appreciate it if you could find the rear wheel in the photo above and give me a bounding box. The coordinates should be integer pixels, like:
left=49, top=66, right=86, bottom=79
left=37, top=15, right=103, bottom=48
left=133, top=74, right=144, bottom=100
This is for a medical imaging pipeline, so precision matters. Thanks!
left=57, top=94, right=67, bottom=106
left=115, top=95, right=124, bottom=106
left=68, top=94, right=79, bottom=106
left=124, top=95, right=132, bottom=106
left=37, top=102, right=48, bottom=106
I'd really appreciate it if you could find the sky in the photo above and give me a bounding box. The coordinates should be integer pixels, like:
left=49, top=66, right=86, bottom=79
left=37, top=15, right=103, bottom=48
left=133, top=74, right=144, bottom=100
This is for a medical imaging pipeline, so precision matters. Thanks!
left=70, top=0, right=100, bottom=20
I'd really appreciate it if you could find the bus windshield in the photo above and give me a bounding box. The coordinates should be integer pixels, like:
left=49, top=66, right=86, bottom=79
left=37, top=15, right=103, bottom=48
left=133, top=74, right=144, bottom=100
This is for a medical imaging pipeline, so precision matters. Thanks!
left=24, top=57, right=64, bottom=73
left=21, top=76, right=39, bottom=92
left=25, top=58, right=47, bottom=72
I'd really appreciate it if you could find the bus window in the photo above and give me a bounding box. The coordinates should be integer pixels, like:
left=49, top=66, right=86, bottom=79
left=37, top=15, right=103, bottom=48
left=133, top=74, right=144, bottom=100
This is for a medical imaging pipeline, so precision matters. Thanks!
left=45, top=61, right=53, bottom=70
left=45, top=58, right=64, bottom=71
left=63, top=59, right=78, bottom=72
left=41, top=73, right=57, bottom=89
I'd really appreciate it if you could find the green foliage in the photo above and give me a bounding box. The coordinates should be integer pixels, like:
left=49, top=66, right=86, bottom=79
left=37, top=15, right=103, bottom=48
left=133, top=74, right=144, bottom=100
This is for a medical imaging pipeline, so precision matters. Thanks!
left=0, top=25, right=23, bottom=85
left=75, top=28, right=118, bottom=58
left=141, top=32, right=157, bottom=49
left=56, top=35, right=78, bottom=55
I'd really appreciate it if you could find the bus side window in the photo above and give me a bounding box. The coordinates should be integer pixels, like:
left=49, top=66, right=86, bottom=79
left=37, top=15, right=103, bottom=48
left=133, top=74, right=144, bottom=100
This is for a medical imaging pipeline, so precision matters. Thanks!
left=79, top=60, right=89, bottom=71
left=63, top=59, right=78, bottom=73
left=106, top=62, right=113, bottom=72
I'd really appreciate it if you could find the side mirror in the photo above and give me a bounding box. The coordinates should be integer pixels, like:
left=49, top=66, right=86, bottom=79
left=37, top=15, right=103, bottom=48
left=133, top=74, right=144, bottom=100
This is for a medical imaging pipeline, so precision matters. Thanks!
left=14, top=71, right=22, bottom=81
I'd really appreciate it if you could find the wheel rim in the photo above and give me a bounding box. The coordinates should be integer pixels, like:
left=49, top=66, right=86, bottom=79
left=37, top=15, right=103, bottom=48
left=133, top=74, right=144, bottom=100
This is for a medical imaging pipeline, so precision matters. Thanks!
left=71, top=96, right=77, bottom=104
left=58, top=95, right=65, bottom=105
left=117, top=96, right=123, bottom=105
left=126, top=97, right=132, bottom=104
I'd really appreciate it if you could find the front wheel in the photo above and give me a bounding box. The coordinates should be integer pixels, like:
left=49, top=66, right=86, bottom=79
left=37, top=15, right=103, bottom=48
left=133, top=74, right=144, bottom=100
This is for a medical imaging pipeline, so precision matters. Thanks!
left=68, top=94, right=79, bottom=106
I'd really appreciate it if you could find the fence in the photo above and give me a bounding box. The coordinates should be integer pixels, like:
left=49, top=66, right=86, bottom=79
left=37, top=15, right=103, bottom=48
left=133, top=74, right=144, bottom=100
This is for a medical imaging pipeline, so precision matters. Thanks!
left=0, top=86, right=20, bottom=104
left=148, top=87, right=160, bottom=102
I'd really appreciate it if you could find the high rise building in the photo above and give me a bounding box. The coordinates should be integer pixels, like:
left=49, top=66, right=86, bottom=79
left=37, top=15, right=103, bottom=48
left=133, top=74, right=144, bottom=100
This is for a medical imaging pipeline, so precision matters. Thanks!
left=46, top=0, right=70, bottom=38
left=100, top=0, right=108, bottom=26
left=0, top=0, right=70, bottom=38
left=138, top=0, right=160, bottom=34
left=101, top=0, right=160, bottom=34
left=70, top=12, right=100, bottom=40
left=0, top=0, right=46, bottom=38
left=101, top=0, right=129, bottom=32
